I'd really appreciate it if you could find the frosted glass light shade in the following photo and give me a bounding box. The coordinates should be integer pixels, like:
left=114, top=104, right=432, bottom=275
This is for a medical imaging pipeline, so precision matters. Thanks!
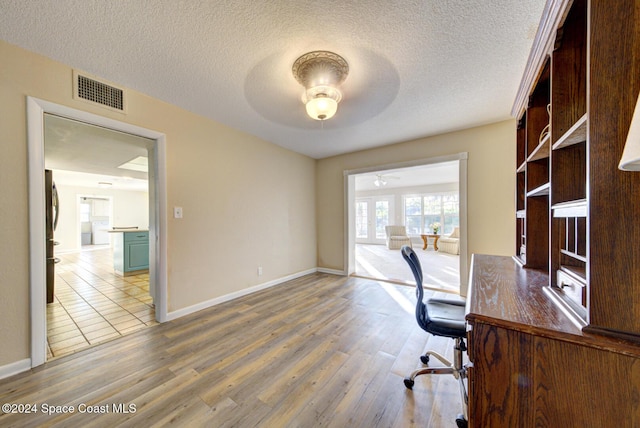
left=305, top=96, right=338, bottom=121
left=303, top=86, right=341, bottom=120
left=619, top=92, right=640, bottom=171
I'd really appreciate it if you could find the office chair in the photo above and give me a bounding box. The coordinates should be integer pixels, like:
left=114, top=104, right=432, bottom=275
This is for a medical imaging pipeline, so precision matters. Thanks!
left=401, top=245, right=469, bottom=428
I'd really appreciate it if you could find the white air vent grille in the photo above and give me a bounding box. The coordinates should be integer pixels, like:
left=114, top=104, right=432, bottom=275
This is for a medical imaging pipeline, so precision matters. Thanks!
left=73, top=71, right=126, bottom=112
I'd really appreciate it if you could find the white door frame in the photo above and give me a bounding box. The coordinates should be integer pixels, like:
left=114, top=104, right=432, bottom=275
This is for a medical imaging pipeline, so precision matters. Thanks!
left=344, top=153, right=469, bottom=293
left=27, top=97, right=168, bottom=367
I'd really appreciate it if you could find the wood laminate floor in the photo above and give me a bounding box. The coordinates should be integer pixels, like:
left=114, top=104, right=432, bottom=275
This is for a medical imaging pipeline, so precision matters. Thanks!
left=1, top=273, right=467, bottom=427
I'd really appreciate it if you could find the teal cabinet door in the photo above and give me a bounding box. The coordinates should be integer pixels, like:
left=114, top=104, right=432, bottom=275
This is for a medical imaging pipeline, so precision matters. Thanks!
left=124, top=232, right=149, bottom=272
left=113, top=231, right=149, bottom=275
left=127, top=241, right=149, bottom=271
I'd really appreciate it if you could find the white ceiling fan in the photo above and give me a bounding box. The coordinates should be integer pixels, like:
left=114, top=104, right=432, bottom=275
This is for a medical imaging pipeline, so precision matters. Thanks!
left=374, top=173, right=400, bottom=187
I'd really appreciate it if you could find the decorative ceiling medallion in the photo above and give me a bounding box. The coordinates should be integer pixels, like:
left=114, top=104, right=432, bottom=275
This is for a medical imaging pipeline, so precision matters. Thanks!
left=292, top=51, right=349, bottom=121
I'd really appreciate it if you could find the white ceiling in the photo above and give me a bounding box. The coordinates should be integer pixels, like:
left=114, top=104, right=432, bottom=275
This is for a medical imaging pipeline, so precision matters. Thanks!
left=355, top=161, right=459, bottom=192
left=44, top=114, right=151, bottom=191
left=0, top=0, right=545, bottom=159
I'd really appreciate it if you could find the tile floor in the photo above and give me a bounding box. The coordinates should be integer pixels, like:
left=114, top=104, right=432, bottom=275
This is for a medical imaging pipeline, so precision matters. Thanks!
left=47, top=246, right=157, bottom=359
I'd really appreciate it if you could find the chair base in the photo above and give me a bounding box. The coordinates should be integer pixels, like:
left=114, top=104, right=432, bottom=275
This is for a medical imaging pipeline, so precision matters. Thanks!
left=403, top=338, right=468, bottom=426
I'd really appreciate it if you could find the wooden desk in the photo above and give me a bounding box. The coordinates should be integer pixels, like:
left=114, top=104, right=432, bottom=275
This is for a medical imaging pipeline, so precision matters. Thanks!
left=420, top=234, right=440, bottom=250
left=466, top=254, right=640, bottom=427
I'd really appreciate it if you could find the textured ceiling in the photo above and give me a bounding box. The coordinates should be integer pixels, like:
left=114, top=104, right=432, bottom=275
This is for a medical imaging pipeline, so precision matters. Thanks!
left=0, top=0, right=545, bottom=159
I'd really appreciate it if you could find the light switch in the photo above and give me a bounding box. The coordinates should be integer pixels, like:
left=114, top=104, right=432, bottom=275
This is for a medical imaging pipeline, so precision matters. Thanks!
left=174, top=207, right=183, bottom=219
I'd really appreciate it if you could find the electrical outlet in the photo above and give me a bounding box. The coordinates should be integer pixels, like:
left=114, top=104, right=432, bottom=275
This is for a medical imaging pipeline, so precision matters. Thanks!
left=258, top=266, right=263, bottom=276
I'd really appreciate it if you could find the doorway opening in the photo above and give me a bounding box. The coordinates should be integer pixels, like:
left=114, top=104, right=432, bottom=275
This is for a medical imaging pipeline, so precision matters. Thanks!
left=28, top=97, right=167, bottom=367
left=345, top=154, right=468, bottom=295
left=43, top=113, right=158, bottom=359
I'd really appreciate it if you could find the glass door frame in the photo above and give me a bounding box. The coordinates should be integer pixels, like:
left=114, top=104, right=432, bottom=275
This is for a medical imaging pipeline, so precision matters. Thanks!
left=355, top=196, right=394, bottom=245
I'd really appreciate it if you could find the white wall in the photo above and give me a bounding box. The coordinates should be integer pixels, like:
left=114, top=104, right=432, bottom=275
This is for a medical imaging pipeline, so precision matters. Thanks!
left=54, top=182, right=149, bottom=252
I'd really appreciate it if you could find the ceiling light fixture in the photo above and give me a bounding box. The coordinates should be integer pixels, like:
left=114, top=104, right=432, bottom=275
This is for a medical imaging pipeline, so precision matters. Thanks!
left=292, top=51, right=349, bottom=121
left=374, top=175, right=387, bottom=187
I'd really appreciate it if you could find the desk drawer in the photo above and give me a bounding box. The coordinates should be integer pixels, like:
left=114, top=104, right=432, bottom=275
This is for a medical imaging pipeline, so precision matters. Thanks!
left=557, top=269, right=586, bottom=308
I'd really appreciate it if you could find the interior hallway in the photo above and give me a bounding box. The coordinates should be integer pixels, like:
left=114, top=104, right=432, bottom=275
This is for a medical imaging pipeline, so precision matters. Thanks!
left=46, top=246, right=157, bottom=359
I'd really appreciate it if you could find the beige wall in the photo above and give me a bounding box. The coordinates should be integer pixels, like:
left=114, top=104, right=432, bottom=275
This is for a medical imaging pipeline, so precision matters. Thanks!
left=316, top=120, right=516, bottom=277
left=0, top=40, right=317, bottom=366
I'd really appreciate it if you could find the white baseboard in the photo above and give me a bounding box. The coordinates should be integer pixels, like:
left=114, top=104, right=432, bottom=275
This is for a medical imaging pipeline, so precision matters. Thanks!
left=0, top=358, right=31, bottom=380
left=166, top=268, right=318, bottom=321
left=316, top=267, right=346, bottom=276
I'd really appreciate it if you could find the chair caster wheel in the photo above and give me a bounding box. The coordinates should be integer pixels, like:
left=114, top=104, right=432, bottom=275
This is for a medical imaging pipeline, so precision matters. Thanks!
left=420, top=355, right=430, bottom=365
left=403, top=378, right=414, bottom=389
left=455, top=414, right=468, bottom=428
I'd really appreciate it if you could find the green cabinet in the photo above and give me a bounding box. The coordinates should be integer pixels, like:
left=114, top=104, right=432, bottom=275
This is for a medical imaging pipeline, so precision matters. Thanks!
left=113, top=231, right=149, bottom=276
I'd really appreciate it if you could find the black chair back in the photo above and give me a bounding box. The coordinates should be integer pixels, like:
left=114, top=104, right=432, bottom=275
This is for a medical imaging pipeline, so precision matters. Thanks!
left=401, top=245, right=428, bottom=330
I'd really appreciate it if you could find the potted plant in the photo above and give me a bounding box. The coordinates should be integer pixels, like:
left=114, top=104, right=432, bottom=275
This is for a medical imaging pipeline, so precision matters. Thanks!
left=429, top=222, right=441, bottom=234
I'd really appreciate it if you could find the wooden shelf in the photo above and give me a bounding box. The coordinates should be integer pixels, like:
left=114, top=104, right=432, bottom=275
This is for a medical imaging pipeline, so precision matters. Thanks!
left=553, top=114, right=587, bottom=150
left=552, top=199, right=587, bottom=217
left=516, top=162, right=526, bottom=173
left=527, top=182, right=550, bottom=197
left=559, top=264, right=587, bottom=283
left=560, top=249, right=587, bottom=263
left=543, top=286, right=588, bottom=328
left=527, top=133, right=551, bottom=161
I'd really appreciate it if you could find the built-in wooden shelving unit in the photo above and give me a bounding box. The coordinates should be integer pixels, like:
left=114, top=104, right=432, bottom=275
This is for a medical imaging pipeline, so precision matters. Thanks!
left=512, top=0, right=640, bottom=340
left=468, top=1, right=640, bottom=424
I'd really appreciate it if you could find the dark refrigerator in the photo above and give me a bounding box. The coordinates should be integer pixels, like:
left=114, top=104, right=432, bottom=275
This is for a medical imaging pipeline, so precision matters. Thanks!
left=45, top=170, right=59, bottom=304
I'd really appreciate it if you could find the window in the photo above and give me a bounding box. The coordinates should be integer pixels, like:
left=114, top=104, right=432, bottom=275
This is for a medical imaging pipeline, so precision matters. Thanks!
left=403, top=192, right=459, bottom=235
left=423, top=195, right=441, bottom=234
left=80, top=201, right=91, bottom=222
left=404, top=196, right=422, bottom=235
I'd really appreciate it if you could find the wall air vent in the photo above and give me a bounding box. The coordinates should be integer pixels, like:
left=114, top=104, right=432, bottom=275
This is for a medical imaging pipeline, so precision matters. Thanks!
left=73, top=70, right=127, bottom=113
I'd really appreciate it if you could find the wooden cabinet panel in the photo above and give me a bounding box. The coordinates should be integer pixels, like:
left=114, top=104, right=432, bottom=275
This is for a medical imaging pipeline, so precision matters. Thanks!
left=533, top=337, right=640, bottom=427
left=587, top=0, right=640, bottom=338
left=468, top=322, right=533, bottom=427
